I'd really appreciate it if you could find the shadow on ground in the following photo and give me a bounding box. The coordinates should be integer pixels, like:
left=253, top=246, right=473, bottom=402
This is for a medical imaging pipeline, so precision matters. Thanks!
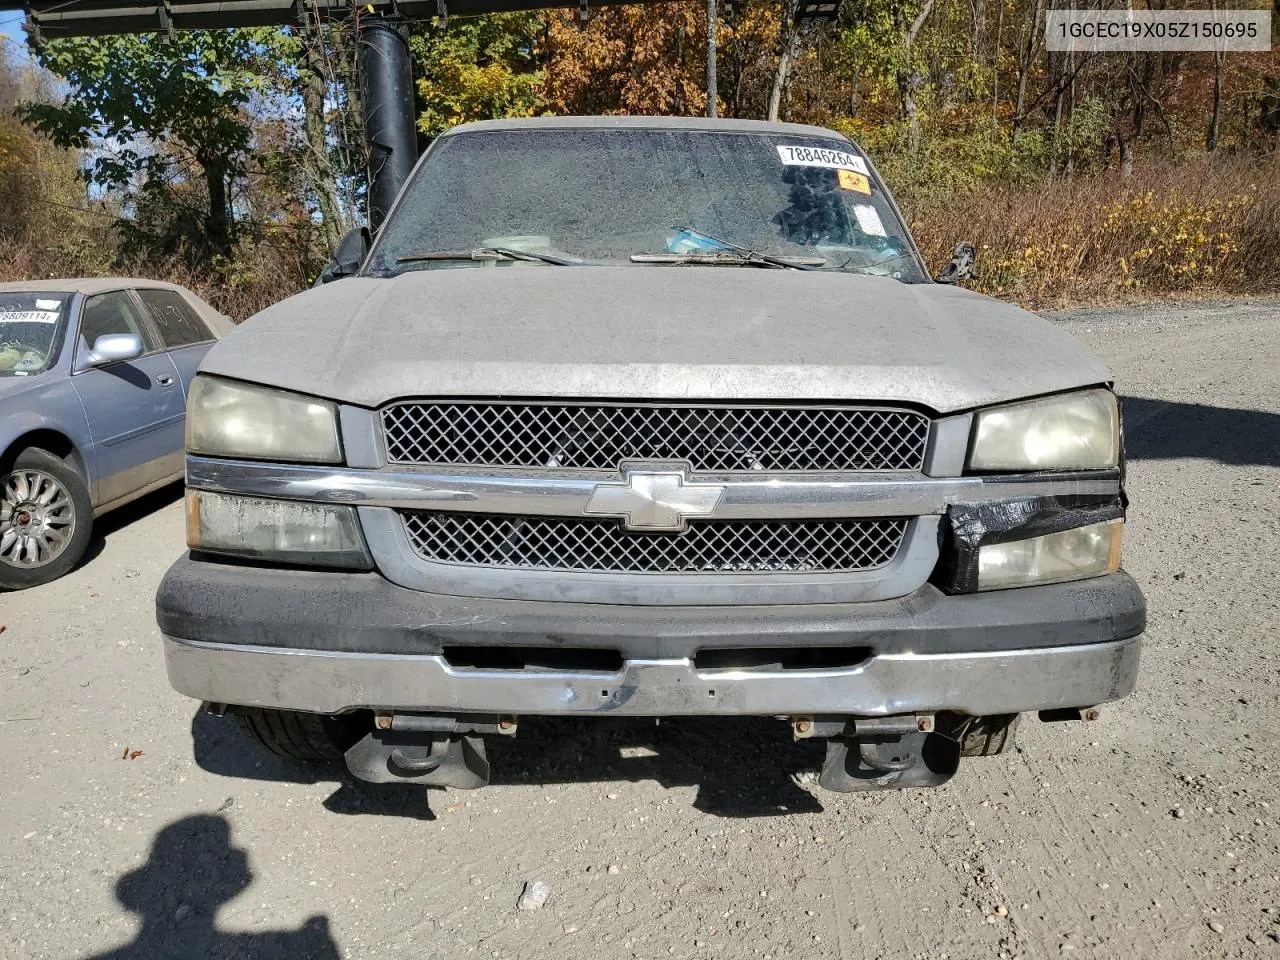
left=1121, top=396, right=1279, bottom=467
left=192, top=710, right=825, bottom=820
left=77, top=480, right=183, bottom=570
left=82, top=814, right=338, bottom=960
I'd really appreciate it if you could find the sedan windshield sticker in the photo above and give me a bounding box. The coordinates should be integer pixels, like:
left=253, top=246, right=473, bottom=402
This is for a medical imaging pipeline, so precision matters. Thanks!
left=35, top=299, right=61, bottom=310
left=776, top=144, right=870, bottom=175
left=837, top=169, right=872, bottom=195
left=0, top=310, right=60, bottom=324
left=852, top=204, right=887, bottom=237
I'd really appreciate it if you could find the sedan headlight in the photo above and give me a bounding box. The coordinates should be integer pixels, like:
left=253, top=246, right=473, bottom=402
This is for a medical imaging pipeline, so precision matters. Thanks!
left=977, top=519, right=1122, bottom=590
left=187, top=491, right=371, bottom=568
left=186, top=376, right=342, bottom=463
left=968, top=389, right=1119, bottom=471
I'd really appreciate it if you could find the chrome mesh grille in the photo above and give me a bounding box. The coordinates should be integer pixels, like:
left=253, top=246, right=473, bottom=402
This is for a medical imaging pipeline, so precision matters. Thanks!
left=381, top=402, right=929, bottom=472
left=400, top=512, right=908, bottom=574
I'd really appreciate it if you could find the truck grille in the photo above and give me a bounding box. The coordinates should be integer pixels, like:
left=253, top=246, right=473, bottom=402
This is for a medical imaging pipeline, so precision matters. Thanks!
left=381, top=401, right=929, bottom=472
left=400, top=512, right=908, bottom=574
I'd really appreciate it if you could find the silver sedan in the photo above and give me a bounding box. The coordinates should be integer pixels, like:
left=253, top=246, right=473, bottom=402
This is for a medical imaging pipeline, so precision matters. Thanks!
left=0, top=278, right=231, bottom=589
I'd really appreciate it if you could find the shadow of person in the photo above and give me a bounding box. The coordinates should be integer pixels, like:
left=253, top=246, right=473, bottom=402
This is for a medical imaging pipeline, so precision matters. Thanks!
left=84, top=814, right=340, bottom=960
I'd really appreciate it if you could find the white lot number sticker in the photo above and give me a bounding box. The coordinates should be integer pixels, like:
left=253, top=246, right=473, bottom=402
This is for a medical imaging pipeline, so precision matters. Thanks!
left=776, top=144, right=870, bottom=175
left=853, top=204, right=887, bottom=237
left=0, top=310, right=59, bottom=324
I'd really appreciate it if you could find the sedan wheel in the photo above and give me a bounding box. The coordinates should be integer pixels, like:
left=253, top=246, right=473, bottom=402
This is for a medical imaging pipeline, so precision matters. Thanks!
left=0, top=447, right=94, bottom=590
left=1, top=468, right=75, bottom=567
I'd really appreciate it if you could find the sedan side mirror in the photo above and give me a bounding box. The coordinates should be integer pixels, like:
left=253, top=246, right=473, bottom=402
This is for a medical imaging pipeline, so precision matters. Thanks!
left=935, top=241, right=976, bottom=284
left=89, top=333, right=144, bottom=365
left=319, top=227, right=372, bottom=284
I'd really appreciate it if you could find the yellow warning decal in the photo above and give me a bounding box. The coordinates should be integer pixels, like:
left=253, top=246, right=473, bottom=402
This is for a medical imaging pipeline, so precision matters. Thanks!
left=837, top=169, right=872, bottom=194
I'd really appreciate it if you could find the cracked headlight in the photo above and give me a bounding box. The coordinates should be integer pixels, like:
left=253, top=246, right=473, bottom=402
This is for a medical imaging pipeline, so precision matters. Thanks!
left=968, top=389, right=1119, bottom=471
left=186, top=375, right=342, bottom=463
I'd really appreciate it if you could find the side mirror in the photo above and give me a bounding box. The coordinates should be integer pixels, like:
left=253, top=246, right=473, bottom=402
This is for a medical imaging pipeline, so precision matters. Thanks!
left=319, top=227, right=372, bottom=284
left=935, top=241, right=975, bottom=284
left=89, top=333, right=144, bottom=365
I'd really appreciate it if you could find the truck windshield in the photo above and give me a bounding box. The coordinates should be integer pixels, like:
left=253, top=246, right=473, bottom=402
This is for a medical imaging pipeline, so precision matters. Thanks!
left=367, top=128, right=928, bottom=283
left=0, top=293, right=69, bottom=378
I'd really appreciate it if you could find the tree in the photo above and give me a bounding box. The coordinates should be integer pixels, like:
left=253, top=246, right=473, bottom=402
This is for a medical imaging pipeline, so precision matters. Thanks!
left=300, top=21, right=351, bottom=253
left=545, top=2, right=709, bottom=116
left=0, top=45, right=111, bottom=274
left=766, top=0, right=800, bottom=121
left=21, top=30, right=271, bottom=260
left=1260, top=0, right=1280, bottom=141
left=411, top=13, right=546, bottom=141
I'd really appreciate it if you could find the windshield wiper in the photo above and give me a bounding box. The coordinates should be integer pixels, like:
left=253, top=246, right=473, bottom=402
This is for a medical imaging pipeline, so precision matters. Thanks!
left=632, top=252, right=825, bottom=268
left=395, top=247, right=587, bottom=266
left=836, top=251, right=920, bottom=276
left=632, top=227, right=823, bottom=270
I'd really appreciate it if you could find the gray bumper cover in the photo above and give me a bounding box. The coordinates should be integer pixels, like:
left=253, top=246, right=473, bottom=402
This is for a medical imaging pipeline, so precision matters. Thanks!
left=157, top=557, right=1143, bottom=717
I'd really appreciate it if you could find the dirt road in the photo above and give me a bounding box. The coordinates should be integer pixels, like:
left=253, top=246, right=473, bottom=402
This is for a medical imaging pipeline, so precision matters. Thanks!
left=1, top=299, right=1277, bottom=960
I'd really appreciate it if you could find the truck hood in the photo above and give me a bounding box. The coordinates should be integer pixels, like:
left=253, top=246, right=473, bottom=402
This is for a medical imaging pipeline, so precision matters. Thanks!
left=201, top=266, right=1109, bottom=414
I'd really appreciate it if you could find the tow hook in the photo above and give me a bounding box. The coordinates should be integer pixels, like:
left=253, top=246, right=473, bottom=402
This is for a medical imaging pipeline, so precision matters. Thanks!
left=806, top=714, right=959, bottom=793
left=345, top=714, right=516, bottom=789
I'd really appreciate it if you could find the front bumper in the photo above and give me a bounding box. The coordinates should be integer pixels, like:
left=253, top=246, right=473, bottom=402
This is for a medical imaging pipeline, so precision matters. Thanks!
left=158, top=556, right=1144, bottom=717
left=165, top=634, right=1140, bottom=717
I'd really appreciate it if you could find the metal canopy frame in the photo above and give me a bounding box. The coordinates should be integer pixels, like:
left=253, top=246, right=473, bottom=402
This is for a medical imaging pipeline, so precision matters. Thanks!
left=22, top=0, right=646, bottom=39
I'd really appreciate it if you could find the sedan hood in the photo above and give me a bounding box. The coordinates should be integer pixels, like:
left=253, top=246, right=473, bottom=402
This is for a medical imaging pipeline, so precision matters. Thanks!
left=0, top=372, right=55, bottom=400
left=201, top=267, right=1109, bottom=414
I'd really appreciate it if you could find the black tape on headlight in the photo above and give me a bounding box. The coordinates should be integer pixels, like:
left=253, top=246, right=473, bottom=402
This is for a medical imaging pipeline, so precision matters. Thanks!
left=936, top=495, right=1125, bottom=594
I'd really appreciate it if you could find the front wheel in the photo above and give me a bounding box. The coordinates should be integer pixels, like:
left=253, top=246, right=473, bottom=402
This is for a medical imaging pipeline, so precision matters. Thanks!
left=0, top=447, right=93, bottom=590
left=234, top=707, right=369, bottom=761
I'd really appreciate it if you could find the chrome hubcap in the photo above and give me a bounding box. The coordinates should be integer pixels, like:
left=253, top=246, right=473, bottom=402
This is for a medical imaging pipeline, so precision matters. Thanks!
left=0, top=469, right=75, bottom=568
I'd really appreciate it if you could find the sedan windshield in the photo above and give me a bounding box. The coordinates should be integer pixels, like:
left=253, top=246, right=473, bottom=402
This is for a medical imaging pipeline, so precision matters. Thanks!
left=367, top=128, right=928, bottom=283
left=0, top=293, right=69, bottom=378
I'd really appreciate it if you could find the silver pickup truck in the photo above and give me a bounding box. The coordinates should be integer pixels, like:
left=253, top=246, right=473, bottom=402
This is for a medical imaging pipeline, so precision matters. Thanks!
left=157, top=116, right=1143, bottom=793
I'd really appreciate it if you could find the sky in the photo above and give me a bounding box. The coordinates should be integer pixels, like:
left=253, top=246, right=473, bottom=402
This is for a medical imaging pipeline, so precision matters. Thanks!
left=0, top=9, right=32, bottom=64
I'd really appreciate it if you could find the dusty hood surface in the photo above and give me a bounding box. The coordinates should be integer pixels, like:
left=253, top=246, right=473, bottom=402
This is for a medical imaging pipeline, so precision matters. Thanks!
left=201, top=267, right=1109, bottom=413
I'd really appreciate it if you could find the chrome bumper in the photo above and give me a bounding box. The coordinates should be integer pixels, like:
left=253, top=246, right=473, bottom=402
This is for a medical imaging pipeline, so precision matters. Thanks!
left=163, top=634, right=1141, bottom=717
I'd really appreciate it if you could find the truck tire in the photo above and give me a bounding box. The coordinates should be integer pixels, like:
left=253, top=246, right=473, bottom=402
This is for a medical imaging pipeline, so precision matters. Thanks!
left=234, top=707, right=368, bottom=761
left=960, top=713, right=1021, bottom=757
left=0, top=446, right=94, bottom=591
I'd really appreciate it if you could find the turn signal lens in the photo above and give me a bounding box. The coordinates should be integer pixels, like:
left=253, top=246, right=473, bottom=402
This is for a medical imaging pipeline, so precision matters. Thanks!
left=187, top=491, right=370, bottom=569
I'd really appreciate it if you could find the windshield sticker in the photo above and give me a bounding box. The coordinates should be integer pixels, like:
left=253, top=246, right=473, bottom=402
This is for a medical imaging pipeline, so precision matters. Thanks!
left=0, top=310, right=60, bottom=324
left=776, top=144, right=870, bottom=175
left=35, top=299, right=61, bottom=310
left=852, top=204, right=887, bottom=237
left=837, top=169, right=872, bottom=195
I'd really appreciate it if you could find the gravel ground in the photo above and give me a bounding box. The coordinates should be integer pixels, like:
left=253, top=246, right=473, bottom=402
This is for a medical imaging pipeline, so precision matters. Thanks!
left=1, top=299, right=1277, bottom=960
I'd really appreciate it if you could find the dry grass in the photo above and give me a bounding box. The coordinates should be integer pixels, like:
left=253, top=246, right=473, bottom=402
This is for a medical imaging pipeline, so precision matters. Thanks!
left=0, top=237, right=310, bottom=321
left=907, top=153, right=1280, bottom=309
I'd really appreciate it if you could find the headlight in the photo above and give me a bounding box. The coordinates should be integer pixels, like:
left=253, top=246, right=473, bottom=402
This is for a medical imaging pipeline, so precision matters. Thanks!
left=969, top=389, right=1119, bottom=471
left=187, top=491, right=371, bottom=568
left=186, top=376, right=342, bottom=463
left=977, top=520, right=1121, bottom=590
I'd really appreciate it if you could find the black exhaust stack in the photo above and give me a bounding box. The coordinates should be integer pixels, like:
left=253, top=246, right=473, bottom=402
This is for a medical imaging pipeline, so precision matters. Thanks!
left=359, top=15, right=417, bottom=231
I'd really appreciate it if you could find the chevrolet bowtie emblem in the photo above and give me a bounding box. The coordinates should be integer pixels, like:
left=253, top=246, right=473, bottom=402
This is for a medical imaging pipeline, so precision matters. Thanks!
left=584, top=470, right=726, bottom=532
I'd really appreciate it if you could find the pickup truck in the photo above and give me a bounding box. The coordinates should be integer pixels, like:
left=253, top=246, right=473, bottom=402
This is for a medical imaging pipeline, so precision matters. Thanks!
left=156, top=116, right=1144, bottom=793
